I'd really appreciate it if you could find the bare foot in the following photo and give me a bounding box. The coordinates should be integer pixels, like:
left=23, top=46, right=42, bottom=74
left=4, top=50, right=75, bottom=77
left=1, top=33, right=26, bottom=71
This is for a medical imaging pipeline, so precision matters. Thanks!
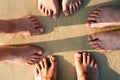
left=0, top=16, right=44, bottom=35
left=88, top=6, right=120, bottom=28
left=88, top=30, right=120, bottom=50
left=35, top=56, right=57, bottom=80
left=62, top=0, right=82, bottom=16
left=0, top=45, right=43, bottom=65
left=38, top=0, right=59, bottom=19
left=74, top=52, right=98, bottom=80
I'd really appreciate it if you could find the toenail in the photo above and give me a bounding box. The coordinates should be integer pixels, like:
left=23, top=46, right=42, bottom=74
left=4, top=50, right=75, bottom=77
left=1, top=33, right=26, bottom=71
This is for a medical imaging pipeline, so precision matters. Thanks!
left=64, top=12, right=69, bottom=16
left=75, top=53, right=81, bottom=57
left=51, top=57, right=55, bottom=61
left=40, top=28, right=44, bottom=33
left=38, top=51, right=43, bottom=55
left=52, top=16, right=57, bottom=19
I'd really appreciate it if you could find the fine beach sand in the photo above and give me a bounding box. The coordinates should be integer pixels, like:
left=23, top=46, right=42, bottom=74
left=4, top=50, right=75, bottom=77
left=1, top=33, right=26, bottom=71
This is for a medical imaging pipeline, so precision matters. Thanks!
left=0, top=0, right=120, bottom=80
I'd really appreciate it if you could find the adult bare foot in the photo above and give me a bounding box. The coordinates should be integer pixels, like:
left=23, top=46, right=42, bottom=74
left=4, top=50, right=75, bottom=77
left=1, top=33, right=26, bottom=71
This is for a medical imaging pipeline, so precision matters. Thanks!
left=0, top=16, right=44, bottom=36
left=38, top=0, right=59, bottom=19
left=62, top=0, right=82, bottom=16
left=74, top=52, right=98, bottom=80
left=88, top=6, right=120, bottom=28
left=0, top=45, right=43, bottom=65
left=88, top=30, right=120, bottom=50
left=35, top=56, right=57, bottom=80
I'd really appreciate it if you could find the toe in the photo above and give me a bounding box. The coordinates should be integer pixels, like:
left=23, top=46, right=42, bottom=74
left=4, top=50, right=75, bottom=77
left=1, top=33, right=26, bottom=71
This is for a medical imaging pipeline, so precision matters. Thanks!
left=51, top=7, right=59, bottom=19
left=42, top=6, right=46, bottom=14
left=89, top=41, right=104, bottom=50
left=74, top=2, right=79, bottom=11
left=48, top=9, right=52, bottom=16
left=31, top=46, right=43, bottom=56
left=90, top=59, right=95, bottom=67
left=74, top=52, right=82, bottom=65
left=82, top=52, right=87, bottom=64
left=69, top=5, right=73, bottom=15
left=49, top=56, right=57, bottom=69
left=38, top=3, right=43, bottom=10
left=93, top=8, right=101, bottom=14
left=72, top=4, right=76, bottom=13
left=87, top=53, right=91, bottom=65
left=88, top=34, right=98, bottom=41
left=39, top=60, right=44, bottom=68
left=43, top=58, right=48, bottom=69
left=37, top=63, right=42, bottom=70
left=34, top=64, right=42, bottom=80
left=89, top=40, right=105, bottom=50
left=27, top=60, right=38, bottom=65
left=88, top=17, right=97, bottom=27
left=35, top=67, right=39, bottom=74
left=63, top=5, right=70, bottom=16
left=34, top=66, right=40, bottom=80
left=77, top=0, right=82, bottom=6
left=45, top=8, right=49, bottom=16
left=88, top=17, right=97, bottom=21
left=94, top=63, right=98, bottom=69
left=89, top=41, right=100, bottom=46
left=32, top=54, right=42, bottom=59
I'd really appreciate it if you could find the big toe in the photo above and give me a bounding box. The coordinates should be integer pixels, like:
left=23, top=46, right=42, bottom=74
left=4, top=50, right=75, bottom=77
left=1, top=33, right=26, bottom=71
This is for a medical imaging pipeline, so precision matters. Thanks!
left=31, top=46, right=43, bottom=56
left=51, top=9, right=59, bottom=19
left=74, top=52, right=82, bottom=67
left=63, top=6, right=70, bottom=16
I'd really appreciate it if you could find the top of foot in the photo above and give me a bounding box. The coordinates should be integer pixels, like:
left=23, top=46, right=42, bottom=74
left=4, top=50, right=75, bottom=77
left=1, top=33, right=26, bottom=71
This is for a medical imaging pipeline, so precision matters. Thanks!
left=35, top=56, right=57, bottom=80
left=74, top=52, right=98, bottom=80
left=88, top=6, right=120, bottom=28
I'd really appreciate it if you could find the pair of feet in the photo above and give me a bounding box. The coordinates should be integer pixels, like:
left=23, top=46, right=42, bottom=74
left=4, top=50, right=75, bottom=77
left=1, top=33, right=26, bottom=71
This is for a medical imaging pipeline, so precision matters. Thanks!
left=35, top=52, right=98, bottom=80
left=38, top=0, right=82, bottom=18
left=88, top=6, right=120, bottom=50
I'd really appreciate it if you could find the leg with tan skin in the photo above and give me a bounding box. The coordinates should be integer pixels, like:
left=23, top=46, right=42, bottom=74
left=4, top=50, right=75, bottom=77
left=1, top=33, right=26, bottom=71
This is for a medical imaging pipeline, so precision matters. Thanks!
left=35, top=56, right=57, bottom=80
left=88, top=30, right=120, bottom=50
left=88, top=6, right=120, bottom=28
left=0, top=45, right=43, bottom=65
left=37, top=0, right=59, bottom=19
left=0, top=16, right=44, bottom=36
left=75, top=52, right=98, bottom=80
left=62, top=0, right=82, bottom=16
